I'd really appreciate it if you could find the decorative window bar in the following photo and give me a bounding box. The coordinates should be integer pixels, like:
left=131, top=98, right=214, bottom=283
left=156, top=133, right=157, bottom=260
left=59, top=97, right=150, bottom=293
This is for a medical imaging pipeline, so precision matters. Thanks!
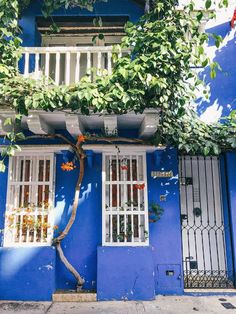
left=4, top=154, right=55, bottom=246
left=102, top=153, right=149, bottom=246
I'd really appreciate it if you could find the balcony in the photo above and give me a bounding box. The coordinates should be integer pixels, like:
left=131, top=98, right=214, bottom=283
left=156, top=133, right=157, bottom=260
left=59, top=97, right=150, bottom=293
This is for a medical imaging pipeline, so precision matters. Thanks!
left=21, top=46, right=130, bottom=86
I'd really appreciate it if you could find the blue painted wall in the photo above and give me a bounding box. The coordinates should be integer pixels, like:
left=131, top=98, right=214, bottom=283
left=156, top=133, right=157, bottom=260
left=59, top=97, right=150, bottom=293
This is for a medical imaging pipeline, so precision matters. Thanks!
left=0, top=150, right=102, bottom=300
left=97, top=246, right=156, bottom=301
left=0, top=156, right=55, bottom=301
left=147, top=148, right=183, bottom=295
left=0, top=157, right=8, bottom=246
left=2, top=0, right=236, bottom=302
left=54, top=151, right=102, bottom=291
left=198, top=19, right=236, bottom=121
left=18, top=0, right=144, bottom=75
left=97, top=148, right=183, bottom=301
left=19, top=0, right=144, bottom=47
left=0, top=247, right=56, bottom=301
left=224, top=152, right=236, bottom=285
left=220, top=155, right=234, bottom=284
left=0, top=145, right=184, bottom=300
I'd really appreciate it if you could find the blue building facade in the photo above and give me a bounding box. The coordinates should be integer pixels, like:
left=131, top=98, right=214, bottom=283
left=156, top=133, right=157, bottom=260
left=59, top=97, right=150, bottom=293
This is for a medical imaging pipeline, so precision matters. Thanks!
left=0, top=0, right=236, bottom=301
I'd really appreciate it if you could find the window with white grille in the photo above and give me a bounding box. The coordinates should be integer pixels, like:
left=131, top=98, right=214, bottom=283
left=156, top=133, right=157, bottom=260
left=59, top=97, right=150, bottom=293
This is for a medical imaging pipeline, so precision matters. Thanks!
left=102, top=152, right=149, bottom=246
left=4, top=154, right=55, bottom=246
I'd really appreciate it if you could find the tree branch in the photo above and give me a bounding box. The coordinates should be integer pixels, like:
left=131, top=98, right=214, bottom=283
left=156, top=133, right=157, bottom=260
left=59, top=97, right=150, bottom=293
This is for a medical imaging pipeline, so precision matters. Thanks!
left=55, top=241, right=85, bottom=288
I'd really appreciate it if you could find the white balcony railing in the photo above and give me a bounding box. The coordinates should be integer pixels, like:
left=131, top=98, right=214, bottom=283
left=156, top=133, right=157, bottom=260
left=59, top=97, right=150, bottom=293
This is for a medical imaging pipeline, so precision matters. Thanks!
left=21, top=46, right=130, bottom=86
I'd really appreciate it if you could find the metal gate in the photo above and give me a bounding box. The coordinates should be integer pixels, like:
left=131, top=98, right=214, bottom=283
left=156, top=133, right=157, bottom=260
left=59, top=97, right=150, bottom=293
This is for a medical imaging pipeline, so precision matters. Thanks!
left=179, top=156, right=234, bottom=289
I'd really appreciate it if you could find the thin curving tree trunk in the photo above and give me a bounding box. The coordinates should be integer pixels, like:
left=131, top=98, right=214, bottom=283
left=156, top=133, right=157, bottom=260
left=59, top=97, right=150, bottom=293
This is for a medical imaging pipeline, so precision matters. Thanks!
left=53, top=144, right=86, bottom=289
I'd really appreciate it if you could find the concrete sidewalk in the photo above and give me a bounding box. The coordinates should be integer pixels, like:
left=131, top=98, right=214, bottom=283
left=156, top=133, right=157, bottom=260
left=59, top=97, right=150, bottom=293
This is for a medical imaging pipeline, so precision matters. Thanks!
left=1, top=296, right=236, bottom=314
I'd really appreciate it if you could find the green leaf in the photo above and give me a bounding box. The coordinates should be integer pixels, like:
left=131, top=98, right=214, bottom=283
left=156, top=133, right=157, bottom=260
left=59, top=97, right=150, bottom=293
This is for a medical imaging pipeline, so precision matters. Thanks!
left=210, top=69, right=216, bottom=79
left=15, top=132, right=25, bottom=141
left=201, top=59, right=209, bottom=67
left=0, top=161, right=6, bottom=172
left=3, top=117, right=12, bottom=126
left=205, top=0, right=212, bottom=9
left=98, top=33, right=104, bottom=40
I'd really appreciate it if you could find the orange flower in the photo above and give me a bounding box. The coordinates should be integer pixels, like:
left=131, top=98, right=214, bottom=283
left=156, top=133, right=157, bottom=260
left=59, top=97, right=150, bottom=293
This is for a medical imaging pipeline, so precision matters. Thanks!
left=77, top=135, right=87, bottom=144
left=53, top=225, right=59, bottom=230
left=134, top=183, right=145, bottom=190
left=61, top=162, right=76, bottom=172
left=8, top=215, right=15, bottom=222
left=42, top=222, right=50, bottom=229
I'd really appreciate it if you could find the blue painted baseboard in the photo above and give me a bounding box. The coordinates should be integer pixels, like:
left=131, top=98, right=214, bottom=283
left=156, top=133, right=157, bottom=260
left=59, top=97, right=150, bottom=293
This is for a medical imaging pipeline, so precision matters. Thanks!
left=97, top=246, right=156, bottom=301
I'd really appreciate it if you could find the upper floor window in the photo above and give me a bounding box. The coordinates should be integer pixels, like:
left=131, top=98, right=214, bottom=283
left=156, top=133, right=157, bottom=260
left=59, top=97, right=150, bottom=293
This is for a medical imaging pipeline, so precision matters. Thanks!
left=4, top=154, right=55, bottom=247
left=102, top=152, right=149, bottom=246
left=21, top=16, right=129, bottom=85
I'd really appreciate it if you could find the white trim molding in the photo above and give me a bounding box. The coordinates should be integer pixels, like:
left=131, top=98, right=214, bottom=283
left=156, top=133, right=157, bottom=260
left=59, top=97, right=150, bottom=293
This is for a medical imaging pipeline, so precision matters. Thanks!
left=104, top=116, right=118, bottom=136
left=4, top=153, right=55, bottom=247
left=83, top=144, right=165, bottom=153
left=0, top=110, right=160, bottom=140
left=139, top=113, right=160, bottom=138
left=26, top=114, right=54, bottom=135
left=0, top=145, right=72, bottom=154
left=102, top=150, right=149, bottom=246
left=65, top=114, right=84, bottom=137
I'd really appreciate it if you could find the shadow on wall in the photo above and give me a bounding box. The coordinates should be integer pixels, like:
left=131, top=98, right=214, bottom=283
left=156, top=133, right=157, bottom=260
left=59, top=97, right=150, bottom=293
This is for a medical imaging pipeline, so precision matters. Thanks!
left=197, top=22, right=236, bottom=123
left=53, top=152, right=102, bottom=291
left=0, top=246, right=56, bottom=301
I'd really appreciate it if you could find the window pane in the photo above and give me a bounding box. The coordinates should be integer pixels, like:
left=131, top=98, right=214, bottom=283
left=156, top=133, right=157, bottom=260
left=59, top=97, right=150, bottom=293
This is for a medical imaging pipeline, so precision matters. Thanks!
left=132, top=158, right=137, bottom=181
left=45, top=160, right=50, bottom=182
left=105, top=215, right=111, bottom=242
left=24, top=159, right=31, bottom=182
left=105, top=156, right=110, bottom=181
left=38, top=160, right=44, bottom=181
left=140, top=215, right=146, bottom=242
left=105, top=184, right=110, bottom=210
left=133, top=185, right=138, bottom=208
left=111, top=158, right=117, bottom=181
left=19, top=185, right=23, bottom=208
left=126, top=215, right=132, bottom=242
left=36, top=215, right=42, bottom=242
left=42, top=216, right=49, bottom=242
left=140, top=190, right=145, bottom=211
left=126, top=158, right=131, bottom=181
left=15, top=215, right=21, bottom=243
left=112, top=215, right=117, bottom=242
left=44, top=185, right=49, bottom=209
left=138, top=156, right=144, bottom=181
left=20, top=160, right=24, bottom=182
left=119, top=215, right=125, bottom=242
left=23, top=185, right=30, bottom=208
left=103, top=153, right=148, bottom=245
left=133, top=215, right=139, bottom=239
left=38, top=185, right=43, bottom=207
left=5, top=155, right=54, bottom=246
left=112, top=185, right=117, bottom=208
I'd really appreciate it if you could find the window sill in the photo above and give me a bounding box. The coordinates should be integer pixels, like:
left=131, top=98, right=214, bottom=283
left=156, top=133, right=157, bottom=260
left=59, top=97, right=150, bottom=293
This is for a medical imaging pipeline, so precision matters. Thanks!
left=2, top=243, right=53, bottom=248
left=102, top=242, right=149, bottom=247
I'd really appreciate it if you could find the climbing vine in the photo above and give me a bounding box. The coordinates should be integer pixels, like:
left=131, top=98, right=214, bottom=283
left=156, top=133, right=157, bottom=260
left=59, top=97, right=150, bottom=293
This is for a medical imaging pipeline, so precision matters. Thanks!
left=0, top=0, right=234, bottom=165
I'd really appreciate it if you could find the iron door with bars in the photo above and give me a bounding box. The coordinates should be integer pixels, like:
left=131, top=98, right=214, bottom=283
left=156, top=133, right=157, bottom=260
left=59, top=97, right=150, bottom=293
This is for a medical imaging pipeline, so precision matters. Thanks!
left=179, top=156, right=234, bottom=289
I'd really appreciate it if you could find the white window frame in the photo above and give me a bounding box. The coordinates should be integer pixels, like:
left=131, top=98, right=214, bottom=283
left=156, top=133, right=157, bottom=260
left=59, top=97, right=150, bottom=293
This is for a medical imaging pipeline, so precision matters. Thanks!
left=3, top=151, right=56, bottom=247
left=102, top=150, right=149, bottom=246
